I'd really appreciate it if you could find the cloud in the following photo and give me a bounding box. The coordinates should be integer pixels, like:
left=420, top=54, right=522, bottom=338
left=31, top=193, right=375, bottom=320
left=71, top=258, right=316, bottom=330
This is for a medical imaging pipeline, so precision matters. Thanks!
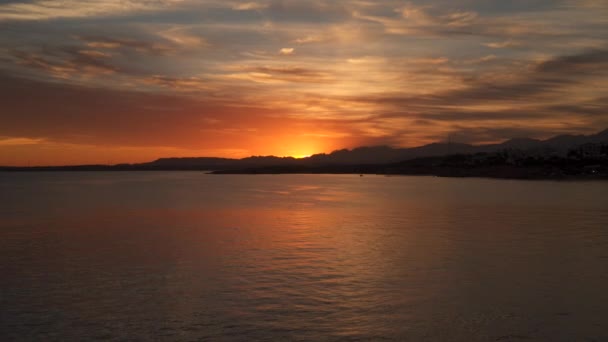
left=279, top=47, right=295, bottom=55
left=566, top=0, right=608, bottom=9
left=430, top=49, right=608, bottom=106
left=468, top=54, right=498, bottom=64
left=535, top=48, right=608, bottom=74
left=356, top=3, right=481, bottom=36
left=143, top=75, right=210, bottom=91
left=483, top=40, right=522, bottom=49
left=231, top=2, right=268, bottom=11
left=0, top=0, right=185, bottom=21
left=10, top=48, right=119, bottom=78
left=345, top=56, right=386, bottom=65
left=77, top=50, right=112, bottom=58
left=3, top=34, right=190, bottom=82
left=399, top=3, right=436, bottom=26
left=156, top=27, right=208, bottom=48
left=312, top=48, right=608, bottom=143
left=0, top=137, right=46, bottom=146
left=223, top=66, right=334, bottom=84
left=353, top=1, right=584, bottom=41
left=293, top=35, right=324, bottom=44
left=442, top=11, right=479, bottom=28
left=78, top=36, right=174, bottom=55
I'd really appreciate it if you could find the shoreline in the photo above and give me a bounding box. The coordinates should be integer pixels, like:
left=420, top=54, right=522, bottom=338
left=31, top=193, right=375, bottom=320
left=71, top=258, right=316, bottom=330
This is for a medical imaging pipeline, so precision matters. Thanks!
left=3, top=167, right=605, bottom=181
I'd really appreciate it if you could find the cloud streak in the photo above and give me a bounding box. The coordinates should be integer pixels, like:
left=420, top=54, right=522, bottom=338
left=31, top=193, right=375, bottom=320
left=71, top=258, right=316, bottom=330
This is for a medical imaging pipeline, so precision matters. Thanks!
left=0, top=0, right=185, bottom=21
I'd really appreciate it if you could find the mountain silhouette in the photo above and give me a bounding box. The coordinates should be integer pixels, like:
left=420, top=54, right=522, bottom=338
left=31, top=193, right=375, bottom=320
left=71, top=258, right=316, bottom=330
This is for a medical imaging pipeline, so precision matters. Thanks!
left=306, top=129, right=608, bottom=164
left=2, top=128, right=607, bottom=171
left=126, top=127, right=608, bottom=170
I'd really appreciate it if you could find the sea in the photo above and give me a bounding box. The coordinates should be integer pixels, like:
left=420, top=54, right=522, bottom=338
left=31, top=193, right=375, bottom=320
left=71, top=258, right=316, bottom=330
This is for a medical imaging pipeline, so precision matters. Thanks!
left=1, top=172, right=607, bottom=341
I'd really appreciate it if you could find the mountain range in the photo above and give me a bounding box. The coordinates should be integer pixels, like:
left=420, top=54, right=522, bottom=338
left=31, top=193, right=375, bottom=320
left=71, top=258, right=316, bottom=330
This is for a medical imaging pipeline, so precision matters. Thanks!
left=137, top=128, right=608, bottom=170
left=2, top=128, right=607, bottom=171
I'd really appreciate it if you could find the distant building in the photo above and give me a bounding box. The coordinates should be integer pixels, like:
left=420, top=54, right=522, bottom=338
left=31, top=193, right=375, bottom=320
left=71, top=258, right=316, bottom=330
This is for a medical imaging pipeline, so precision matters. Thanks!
left=569, top=143, right=604, bottom=160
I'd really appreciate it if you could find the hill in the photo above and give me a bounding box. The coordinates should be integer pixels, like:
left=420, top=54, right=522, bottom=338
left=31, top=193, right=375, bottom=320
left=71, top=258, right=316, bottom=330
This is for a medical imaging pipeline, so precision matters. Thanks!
left=2, top=128, right=607, bottom=174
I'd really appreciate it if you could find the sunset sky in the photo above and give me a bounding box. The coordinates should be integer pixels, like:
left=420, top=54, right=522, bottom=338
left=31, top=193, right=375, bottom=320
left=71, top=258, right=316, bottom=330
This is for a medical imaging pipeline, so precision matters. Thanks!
left=1, top=0, right=607, bottom=165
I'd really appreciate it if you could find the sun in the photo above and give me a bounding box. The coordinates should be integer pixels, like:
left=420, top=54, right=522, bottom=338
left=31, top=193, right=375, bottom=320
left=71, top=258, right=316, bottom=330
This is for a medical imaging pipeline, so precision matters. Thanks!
left=281, top=138, right=325, bottom=159
left=293, top=154, right=311, bottom=159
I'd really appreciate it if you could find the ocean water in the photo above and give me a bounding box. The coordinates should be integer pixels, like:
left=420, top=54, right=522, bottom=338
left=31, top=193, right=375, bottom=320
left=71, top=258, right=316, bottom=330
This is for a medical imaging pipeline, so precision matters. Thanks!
left=1, top=172, right=607, bottom=341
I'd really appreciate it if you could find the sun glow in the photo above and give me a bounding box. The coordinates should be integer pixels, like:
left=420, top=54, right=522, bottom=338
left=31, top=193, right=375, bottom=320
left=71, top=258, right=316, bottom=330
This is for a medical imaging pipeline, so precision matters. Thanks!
left=293, top=154, right=311, bottom=159
left=279, top=137, right=326, bottom=160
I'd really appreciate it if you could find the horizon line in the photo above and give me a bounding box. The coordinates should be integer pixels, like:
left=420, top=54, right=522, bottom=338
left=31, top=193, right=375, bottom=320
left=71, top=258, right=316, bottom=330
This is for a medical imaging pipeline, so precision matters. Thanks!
left=2, top=127, right=607, bottom=168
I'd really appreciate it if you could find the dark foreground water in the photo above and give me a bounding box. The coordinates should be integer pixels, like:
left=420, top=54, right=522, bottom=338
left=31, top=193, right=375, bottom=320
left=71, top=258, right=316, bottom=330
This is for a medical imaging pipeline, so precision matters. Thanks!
left=1, top=172, right=607, bottom=341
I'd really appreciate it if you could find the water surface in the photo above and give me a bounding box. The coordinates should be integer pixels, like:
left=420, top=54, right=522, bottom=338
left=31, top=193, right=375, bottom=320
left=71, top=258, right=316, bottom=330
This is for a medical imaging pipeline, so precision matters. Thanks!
left=1, top=172, right=607, bottom=341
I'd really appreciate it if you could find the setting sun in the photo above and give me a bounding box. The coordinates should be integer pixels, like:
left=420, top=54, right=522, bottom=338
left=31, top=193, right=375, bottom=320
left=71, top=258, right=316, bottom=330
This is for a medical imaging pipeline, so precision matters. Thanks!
left=276, top=137, right=326, bottom=160
left=293, top=154, right=312, bottom=159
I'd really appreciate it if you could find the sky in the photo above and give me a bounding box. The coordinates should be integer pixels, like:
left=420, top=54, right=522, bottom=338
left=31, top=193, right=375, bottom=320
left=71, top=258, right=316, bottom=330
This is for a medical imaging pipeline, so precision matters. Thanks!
left=1, top=0, right=607, bottom=165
